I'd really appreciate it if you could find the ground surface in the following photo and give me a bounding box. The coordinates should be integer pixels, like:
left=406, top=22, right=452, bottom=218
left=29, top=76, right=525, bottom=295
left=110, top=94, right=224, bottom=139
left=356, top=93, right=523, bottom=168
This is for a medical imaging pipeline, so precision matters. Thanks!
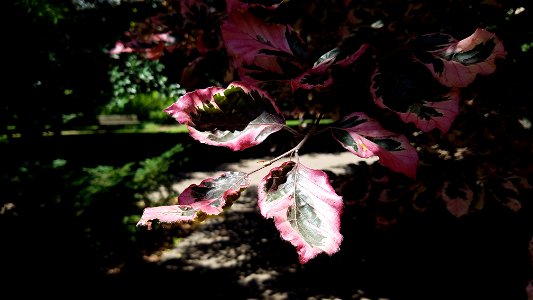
left=132, top=152, right=376, bottom=299
left=1, top=142, right=530, bottom=299
left=107, top=152, right=530, bottom=300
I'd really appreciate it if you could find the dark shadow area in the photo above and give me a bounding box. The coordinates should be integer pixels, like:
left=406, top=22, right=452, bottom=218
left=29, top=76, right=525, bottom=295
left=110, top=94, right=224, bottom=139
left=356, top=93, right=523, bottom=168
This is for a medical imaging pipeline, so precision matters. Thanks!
left=2, top=176, right=530, bottom=299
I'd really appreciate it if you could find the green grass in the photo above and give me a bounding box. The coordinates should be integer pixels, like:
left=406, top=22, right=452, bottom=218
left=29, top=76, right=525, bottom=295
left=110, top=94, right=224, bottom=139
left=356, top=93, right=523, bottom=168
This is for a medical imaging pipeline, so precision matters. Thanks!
left=61, top=123, right=188, bottom=135
left=3, top=119, right=335, bottom=138
left=60, top=119, right=333, bottom=135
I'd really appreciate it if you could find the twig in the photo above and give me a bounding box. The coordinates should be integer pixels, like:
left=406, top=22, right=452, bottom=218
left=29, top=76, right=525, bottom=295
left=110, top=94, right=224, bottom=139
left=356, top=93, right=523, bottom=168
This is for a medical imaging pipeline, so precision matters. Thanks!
left=248, top=126, right=316, bottom=176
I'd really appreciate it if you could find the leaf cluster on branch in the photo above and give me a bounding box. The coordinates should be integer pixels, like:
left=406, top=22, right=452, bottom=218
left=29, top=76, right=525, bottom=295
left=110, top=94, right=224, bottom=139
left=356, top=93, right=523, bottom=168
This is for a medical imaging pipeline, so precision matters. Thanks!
left=109, top=0, right=531, bottom=264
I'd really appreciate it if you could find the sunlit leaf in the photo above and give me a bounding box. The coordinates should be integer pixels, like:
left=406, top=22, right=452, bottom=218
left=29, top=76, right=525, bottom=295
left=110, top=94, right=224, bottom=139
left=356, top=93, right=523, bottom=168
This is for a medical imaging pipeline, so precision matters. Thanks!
left=137, top=205, right=199, bottom=229
left=179, top=171, right=250, bottom=214
left=330, top=112, right=418, bottom=179
left=410, top=29, right=506, bottom=87
left=137, top=171, right=249, bottom=229
left=165, top=81, right=285, bottom=150
left=258, top=161, right=343, bottom=264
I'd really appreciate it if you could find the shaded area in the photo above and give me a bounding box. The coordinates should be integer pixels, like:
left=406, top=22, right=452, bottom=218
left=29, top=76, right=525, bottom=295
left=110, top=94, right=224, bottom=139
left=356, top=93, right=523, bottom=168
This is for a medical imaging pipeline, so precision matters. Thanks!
left=2, top=144, right=531, bottom=299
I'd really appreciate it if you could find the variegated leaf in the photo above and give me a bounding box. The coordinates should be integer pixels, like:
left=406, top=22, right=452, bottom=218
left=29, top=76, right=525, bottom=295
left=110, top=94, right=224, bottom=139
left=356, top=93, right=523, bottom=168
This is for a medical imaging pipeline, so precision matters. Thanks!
left=258, top=161, right=343, bottom=264
left=136, top=171, right=249, bottom=229
left=137, top=205, right=199, bottom=229
left=179, top=171, right=250, bottom=215
left=410, top=29, right=506, bottom=87
left=330, top=112, right=418, bottom=179
left=165, top=82, right=285, bottom=150
left=221, top=10, right=307, bottom=85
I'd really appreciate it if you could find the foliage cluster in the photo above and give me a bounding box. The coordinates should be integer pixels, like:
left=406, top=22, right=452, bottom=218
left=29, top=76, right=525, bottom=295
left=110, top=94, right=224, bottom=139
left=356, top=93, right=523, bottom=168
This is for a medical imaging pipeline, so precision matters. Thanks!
left=109, top=0, right=532, bottom=265
left=3, top=0, right=182, bottom=137
left=103, top=55, right=185, bottom=123
left=1, top=143, right=189, bottom=272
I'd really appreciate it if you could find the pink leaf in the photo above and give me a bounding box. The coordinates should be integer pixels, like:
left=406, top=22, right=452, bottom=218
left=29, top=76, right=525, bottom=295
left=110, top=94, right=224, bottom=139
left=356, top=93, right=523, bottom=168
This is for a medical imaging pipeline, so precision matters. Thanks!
left=410, top=29, right=506, bottom=87
left=137, top=172, right=249, bottom=229
left=179, top=171, right=250, bottom=215
left=330, top=112, right=419, bottom=179
left=221, top=10, right=307, bottom=85
left=258, top=161, right=343, bottom=264
left=441, top=181, right=473, bottom=217
left=164, top=82, right=285, bottom=151
left=137, top=205, right=199, bottom=229
left=109, top=32, right=176, bottom=59
left=222, top=10, right=295, bottom=66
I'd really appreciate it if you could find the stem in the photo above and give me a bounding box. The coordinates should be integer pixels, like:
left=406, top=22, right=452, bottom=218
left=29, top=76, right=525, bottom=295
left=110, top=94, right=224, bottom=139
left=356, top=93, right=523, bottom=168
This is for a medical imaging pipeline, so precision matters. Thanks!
left=283, top=125, right=302, bottom=137
left=247, top=126, right=316, bottom=176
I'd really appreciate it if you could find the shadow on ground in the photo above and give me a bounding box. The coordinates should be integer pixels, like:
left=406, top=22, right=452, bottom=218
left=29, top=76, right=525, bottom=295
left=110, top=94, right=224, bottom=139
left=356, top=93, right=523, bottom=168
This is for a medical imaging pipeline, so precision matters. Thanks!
left=1, top=135, right=531, bottom=299
left=109, top=186, right=529, bottom=300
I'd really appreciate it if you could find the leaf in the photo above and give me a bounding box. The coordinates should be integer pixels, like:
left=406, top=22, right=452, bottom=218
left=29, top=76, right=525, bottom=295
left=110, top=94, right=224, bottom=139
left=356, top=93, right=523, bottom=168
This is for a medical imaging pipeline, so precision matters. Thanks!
left=330, top=112, right=418, bottom=179
left=291, top=44, right=368, bottom=90
left=527, top=281, right=533, bottom=300
left=137, top=205, right=199, bottom=230
left=370, top=58, right=461, bottom=133
left=110, top=32, right=176, bottom=60
left=258, top=161, right=343, bottom=264
left=136, top=171, right=249, bottom=229
left=164, top=81, right=285, bottom=150
left=441, top=181, right=473, bottom=217
left=179, top=171, right=250, bottom=214
left=221, top=10, right=307, bottom=85
left=410, top=29, right=506, bottom=87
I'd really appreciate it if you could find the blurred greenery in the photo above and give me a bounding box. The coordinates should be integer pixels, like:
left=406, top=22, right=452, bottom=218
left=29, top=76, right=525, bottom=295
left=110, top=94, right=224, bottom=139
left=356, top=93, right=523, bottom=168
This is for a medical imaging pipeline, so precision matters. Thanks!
left=3, top=0, right=177, bottom=138
left=103, top=55, right=185, bottom=123
left=1, top=142, right=189, bottom=274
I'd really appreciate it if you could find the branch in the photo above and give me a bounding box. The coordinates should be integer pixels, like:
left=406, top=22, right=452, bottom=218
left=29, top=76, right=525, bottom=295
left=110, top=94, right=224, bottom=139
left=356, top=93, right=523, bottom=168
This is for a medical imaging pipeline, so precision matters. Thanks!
left=248, top=125, right=316, bottom=176
left=248, top=114, right=325, bottom=176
